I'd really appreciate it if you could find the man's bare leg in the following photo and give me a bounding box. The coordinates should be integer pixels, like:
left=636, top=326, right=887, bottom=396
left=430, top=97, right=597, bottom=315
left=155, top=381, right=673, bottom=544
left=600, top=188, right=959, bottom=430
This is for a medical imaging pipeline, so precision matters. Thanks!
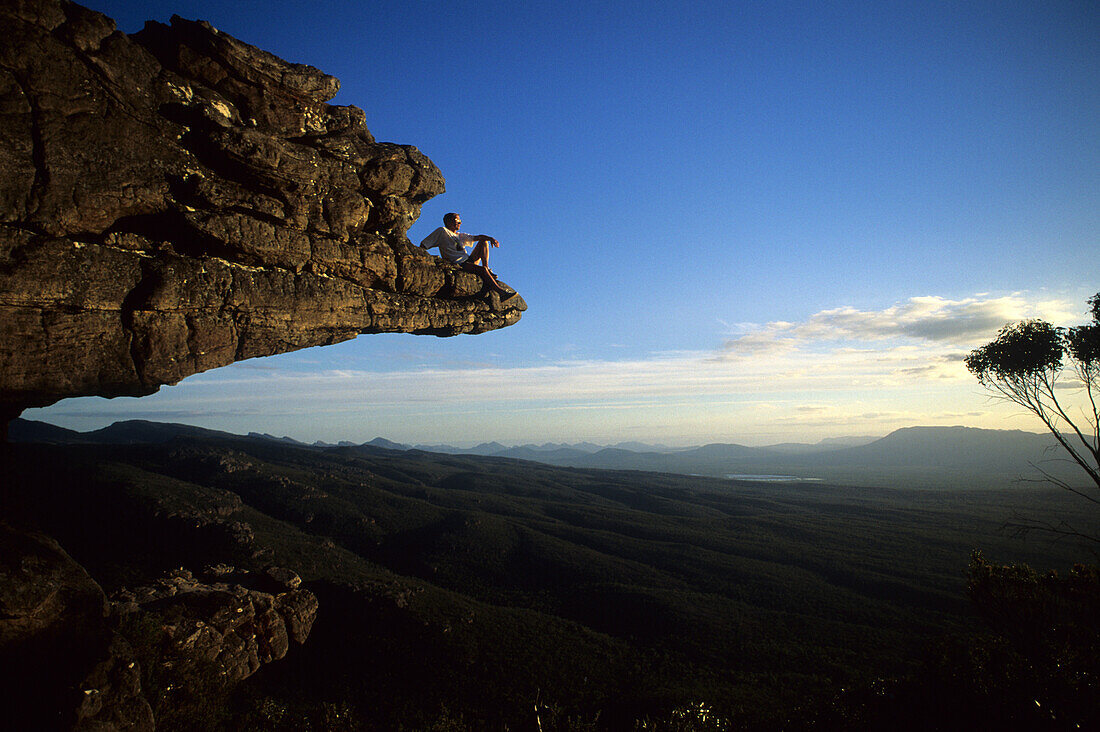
left=462, top=260, right=511, bottom=296
left=462, top=241, right=511, bottom=296
left=465, top=241, right=497, bottom=275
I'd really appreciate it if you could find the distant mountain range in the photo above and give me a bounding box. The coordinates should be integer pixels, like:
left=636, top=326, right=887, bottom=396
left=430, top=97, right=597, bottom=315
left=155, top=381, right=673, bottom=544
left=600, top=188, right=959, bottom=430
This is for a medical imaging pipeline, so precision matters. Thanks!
left=370, top=438, right=685, bottom=455
left=508, top=425, right=1087, bottom=489
left=9, top=419, right=1088, bottom=490
left=6, top=418, right=879, bottom=457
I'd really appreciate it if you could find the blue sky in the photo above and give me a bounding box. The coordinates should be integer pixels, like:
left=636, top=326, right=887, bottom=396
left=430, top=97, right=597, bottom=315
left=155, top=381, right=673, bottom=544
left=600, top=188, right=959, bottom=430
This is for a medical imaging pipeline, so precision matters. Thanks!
left=27, top=0, right=1099, bottom=445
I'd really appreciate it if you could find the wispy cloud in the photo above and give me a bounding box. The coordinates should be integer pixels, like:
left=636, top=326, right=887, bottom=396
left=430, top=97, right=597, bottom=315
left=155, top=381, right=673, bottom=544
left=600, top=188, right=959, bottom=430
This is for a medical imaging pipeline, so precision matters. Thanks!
left=720, top=293, right=1077, bottom=357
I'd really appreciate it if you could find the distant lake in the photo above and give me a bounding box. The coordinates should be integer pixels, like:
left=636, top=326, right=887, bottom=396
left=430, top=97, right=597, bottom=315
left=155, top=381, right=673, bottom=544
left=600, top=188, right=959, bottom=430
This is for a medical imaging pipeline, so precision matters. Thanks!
left=726, top=474, right=823, bottom=483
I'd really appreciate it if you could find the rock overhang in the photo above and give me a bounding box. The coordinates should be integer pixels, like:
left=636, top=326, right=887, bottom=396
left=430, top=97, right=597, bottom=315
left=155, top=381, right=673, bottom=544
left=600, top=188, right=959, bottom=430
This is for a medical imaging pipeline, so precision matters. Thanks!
left=0, top=0, right=525, bottom=420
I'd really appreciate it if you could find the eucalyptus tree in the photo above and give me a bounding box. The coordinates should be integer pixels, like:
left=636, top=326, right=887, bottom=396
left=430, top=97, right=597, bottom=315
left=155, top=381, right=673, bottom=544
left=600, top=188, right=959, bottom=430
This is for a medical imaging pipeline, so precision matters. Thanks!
left=965, top=293, right=1100, bottom=542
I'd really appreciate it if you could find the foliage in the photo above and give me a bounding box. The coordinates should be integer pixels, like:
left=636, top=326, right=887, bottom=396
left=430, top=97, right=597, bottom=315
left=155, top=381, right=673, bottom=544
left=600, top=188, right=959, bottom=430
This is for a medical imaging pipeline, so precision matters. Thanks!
left=956, top=552, right=1099, bottom=729
left=233, top=695, right=360, bottom=731
left=965, top=319, right=1065, bottom=381
left=634, top=701, right=731, bottom=731
left=968, top=552, right=1100, bottom=691
left=532, top=693, right=603, bottom=731
left=966, top=294, right=1100, bottom=539
left=814, top=553, right=1100, bottom=730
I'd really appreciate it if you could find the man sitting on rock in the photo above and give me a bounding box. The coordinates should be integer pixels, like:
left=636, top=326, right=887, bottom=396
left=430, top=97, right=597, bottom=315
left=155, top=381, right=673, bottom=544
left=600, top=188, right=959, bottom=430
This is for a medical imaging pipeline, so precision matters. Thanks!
left=420, top=213, right=514, bottom=299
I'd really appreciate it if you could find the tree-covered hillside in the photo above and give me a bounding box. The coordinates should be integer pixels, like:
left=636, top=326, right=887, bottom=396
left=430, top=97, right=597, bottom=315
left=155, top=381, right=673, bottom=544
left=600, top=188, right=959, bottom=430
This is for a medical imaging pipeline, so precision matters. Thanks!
left=3, top=429, right=1096, bottom=729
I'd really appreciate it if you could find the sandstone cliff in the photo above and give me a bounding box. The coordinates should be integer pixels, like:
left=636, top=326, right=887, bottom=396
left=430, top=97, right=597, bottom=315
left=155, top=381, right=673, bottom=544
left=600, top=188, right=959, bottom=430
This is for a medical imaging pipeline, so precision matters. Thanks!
left=0, top=0, right=526, bottom=424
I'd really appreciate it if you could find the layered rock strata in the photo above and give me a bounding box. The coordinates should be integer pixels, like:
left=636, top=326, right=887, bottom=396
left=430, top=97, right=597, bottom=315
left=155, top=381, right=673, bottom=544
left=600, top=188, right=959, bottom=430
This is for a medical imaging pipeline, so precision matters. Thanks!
left=0, top=0, right=525, bottom=422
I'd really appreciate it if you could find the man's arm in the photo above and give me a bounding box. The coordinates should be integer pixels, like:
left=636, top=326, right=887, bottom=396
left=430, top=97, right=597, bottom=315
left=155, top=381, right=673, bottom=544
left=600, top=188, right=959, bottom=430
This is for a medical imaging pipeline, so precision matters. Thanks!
left=456, top=232, right=498, bottom=249
left=420, top=227, right=443, bottom=249
left=471, top=234, right=499, bottom=247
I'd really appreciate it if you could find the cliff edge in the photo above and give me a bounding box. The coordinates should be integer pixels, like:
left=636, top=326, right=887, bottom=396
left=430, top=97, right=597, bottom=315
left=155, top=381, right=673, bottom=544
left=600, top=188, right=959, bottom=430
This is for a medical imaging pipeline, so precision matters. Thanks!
left=0, top=0, right=526, bottom=423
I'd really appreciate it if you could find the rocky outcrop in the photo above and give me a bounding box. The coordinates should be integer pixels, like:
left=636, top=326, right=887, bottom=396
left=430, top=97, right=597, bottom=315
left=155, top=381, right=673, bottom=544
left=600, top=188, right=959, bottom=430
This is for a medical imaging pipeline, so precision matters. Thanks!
left=0, top=518, right=319, bottom=729
left=113, top=565, right=319, bottom=686
left=0, top=0, right=526, bottom=421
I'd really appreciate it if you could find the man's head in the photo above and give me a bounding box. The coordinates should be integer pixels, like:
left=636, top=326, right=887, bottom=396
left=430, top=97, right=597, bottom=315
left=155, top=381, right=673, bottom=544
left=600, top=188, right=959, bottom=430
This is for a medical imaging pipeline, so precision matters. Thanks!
left=444, top=213, right=461, bottom=231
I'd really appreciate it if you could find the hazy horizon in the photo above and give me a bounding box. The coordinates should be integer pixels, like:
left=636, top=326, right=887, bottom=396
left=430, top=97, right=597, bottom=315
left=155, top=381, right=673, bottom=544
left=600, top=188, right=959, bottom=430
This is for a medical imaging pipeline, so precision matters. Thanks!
left=18, top=410, right=1060, bottom=452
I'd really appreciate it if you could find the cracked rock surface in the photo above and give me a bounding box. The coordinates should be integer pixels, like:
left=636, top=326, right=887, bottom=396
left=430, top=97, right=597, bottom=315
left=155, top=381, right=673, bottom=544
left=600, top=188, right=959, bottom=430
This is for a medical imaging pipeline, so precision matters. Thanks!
left=0, top=0, right=526, bottom=420
left=113, top=566, right=319, bottom=686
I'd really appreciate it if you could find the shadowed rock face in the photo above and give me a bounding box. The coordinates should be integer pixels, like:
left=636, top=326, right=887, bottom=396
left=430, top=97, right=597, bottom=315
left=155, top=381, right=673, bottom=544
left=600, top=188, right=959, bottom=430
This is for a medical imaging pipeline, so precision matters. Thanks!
left=0, top=522, right=155, bottom=730
left=0, top=0, right=525, bottom=420
left=0, top=519, right=319, bottom=730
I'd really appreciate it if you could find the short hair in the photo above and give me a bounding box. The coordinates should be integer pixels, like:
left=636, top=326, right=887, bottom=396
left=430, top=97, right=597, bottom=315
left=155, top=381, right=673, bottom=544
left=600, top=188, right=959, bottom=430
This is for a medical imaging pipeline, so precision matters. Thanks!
left=443, top=212, right=460, bottom=227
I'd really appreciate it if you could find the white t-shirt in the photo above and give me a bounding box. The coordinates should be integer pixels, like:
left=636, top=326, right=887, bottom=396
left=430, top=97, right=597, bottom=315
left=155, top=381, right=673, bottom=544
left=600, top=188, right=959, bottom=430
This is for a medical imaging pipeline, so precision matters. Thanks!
left=420, top=227, right=477, bottom=264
